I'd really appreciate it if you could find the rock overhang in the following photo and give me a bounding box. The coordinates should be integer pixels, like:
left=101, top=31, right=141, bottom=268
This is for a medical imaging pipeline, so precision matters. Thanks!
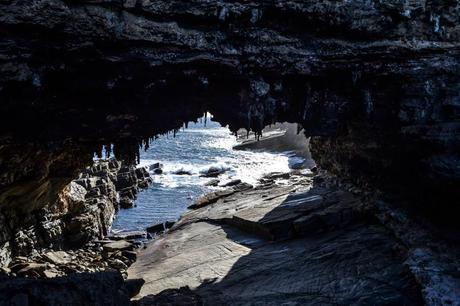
left=0, top=0, right=459, bottom=221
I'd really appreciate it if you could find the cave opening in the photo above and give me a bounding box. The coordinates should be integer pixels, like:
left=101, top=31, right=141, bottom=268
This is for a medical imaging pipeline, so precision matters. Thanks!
left=110, top=115, right=315, bottom=233
left=1, top=0, right=460, bottom=301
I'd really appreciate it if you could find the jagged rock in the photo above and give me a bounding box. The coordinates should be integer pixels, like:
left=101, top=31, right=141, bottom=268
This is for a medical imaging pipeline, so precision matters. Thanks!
left=0, top=157, right=152, bottom=264
left=0, top=242, right=11, bottom=268
left=119, top=196, right=135, bottom=209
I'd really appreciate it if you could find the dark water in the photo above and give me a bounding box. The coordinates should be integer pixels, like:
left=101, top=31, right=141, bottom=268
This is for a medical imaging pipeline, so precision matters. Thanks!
left=111, top=116, right=305, bottom=232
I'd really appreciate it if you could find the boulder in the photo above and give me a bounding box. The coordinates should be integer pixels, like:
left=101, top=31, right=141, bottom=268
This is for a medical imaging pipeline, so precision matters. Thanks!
left=149, top=163, right=163, bottom=170
left=174, top=169, right=192, bottom=175
left=153, top=168, right=163, bottom=175
left=205, top=179, right=220, bottom=187
left=199, top=167, right=227, bottom=178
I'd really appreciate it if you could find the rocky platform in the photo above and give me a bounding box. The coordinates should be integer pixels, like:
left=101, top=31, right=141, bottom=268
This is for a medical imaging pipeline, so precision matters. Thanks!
left=129, top=171, right=460, bottom=305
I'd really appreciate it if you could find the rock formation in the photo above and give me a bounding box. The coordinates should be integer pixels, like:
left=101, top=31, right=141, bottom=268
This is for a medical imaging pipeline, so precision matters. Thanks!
left=0, top=0, right=458, bottom=220
left=129, top=171, right=460, bottom=305
left=0, top=0, right=459, bottom=304
left=0, top=158, right=151, bottom=267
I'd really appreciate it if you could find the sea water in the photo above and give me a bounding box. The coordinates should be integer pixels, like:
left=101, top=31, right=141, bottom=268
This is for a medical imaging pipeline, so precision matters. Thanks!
left=111, top=116, right=302, bottom=232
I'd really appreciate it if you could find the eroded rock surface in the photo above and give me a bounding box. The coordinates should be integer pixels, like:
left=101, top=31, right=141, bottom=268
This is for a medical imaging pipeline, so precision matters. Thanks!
left=129, top=172, right=460, bottom=305
left=0, top=158, right=151, bottom=267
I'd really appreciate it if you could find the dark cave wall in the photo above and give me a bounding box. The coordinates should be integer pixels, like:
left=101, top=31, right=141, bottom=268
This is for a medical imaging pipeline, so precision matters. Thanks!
left=0, top=0, right=459, bottom=261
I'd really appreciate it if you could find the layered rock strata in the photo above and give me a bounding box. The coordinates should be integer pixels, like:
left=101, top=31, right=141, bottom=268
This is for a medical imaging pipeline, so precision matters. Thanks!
left=0, top=0, right=458, bottom=225
left=0, top=158, right=151, bottom=267
left=129, top=171, right=460, bottom=305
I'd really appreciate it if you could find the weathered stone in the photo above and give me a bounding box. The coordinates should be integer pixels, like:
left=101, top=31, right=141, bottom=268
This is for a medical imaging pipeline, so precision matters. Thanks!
left=42, top=251, right=72, bottom=265
left=103, top=241, right=134, bottom=252
left=43, top=269, right=59, bottom=278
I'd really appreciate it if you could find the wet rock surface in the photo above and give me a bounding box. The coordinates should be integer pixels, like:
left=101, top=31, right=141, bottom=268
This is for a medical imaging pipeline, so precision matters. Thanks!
left=129, top=172, right=460, bottom=305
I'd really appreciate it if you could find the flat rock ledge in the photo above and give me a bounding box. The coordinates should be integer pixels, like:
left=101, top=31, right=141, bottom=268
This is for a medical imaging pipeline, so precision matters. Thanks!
left=129, top=171, right=460, bottom=306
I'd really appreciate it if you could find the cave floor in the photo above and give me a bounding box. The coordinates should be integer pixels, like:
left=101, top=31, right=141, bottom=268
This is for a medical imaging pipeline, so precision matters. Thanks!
left=128, top=171, right=460, bottom=305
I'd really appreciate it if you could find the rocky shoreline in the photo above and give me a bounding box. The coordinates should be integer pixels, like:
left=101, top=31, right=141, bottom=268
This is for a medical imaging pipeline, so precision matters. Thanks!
left=0, top=166, right=459, bottom=305
left=0, top=158, right=152, bottom=276
left=128, top=170, right=460, bottom=306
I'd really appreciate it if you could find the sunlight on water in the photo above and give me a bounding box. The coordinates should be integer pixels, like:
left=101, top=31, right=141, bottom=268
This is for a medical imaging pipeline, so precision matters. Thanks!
left=112, top=116, right=296, bottom=232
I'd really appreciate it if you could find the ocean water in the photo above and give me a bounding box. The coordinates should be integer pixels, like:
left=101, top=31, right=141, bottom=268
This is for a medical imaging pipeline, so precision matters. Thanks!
left=111, top=116, right=302, bottom=232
